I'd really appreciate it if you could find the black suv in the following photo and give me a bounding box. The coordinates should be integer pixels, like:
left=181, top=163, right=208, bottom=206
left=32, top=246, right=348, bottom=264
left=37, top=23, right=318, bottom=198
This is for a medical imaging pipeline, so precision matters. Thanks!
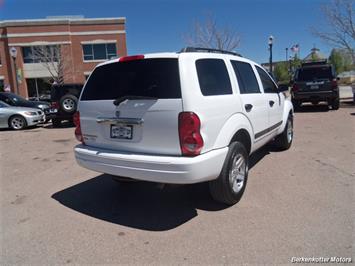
left=291, top=61, right=340, bottom=110
left=50, top=84, right=83, bottom=127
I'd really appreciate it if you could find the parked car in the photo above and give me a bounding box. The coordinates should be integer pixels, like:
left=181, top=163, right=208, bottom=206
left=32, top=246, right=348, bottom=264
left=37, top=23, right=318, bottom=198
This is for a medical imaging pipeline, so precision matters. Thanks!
left=73, top=47, right=294, bottom=205
left=50, top=83, right=83, bottom=127
left=0, top=92, right=54, bottom=120
left=0, top=100, right=45, bottom=130
left=28, top=93, right=51, bottom=103
left=291, top=61, right=340, bottom=110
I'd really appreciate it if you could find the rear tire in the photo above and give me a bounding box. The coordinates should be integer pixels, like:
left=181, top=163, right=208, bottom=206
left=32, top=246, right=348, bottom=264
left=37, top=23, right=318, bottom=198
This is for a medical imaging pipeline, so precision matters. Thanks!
left=273, top=114, right=293, bottom=150
left=9, top=115, right=27, bottom=130
left=52, top=118, right=62, bottom=128
left=209, top=142, right=249, bottom=205
left=331, top=98, right=340, bottom=110
left=292, top=99, right=301, bottom=110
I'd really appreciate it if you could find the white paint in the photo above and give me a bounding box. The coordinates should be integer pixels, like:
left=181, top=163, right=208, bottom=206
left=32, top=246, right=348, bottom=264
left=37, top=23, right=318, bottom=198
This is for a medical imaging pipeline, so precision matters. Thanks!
left=80, top=40, right=117, bottom=44
left=23, top=63, right=55, bottom=78
left=8, top=41, right=71, bottom=47
left=2, top=30, right=125, bottom=38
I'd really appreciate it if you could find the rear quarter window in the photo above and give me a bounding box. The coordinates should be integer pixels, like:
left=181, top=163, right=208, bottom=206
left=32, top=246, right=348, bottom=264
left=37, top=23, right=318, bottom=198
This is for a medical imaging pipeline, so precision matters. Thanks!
left=81, top=58, right=181, bottom=101
left=196, top=59, right=232, bottom=96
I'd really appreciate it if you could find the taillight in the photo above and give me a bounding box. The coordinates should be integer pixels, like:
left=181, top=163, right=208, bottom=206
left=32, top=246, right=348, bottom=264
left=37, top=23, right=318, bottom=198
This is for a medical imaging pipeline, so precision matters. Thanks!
left=51, top=102, right=59, bottom=109
left=331, top=79, right=338, bottom=90
left=292, top=84, right=299, bottom=92
left=119, top=55, right=144, bottom=62
left=73, top=111, right=84, bottom=143
left=178, top=112, right=204, bottom=156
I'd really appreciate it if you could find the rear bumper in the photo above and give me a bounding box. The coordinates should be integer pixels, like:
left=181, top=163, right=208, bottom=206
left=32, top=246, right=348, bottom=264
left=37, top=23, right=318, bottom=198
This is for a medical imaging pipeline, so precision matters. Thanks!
left=292, top=91, right=338, bottom=101
left=74, top=144, right=228, bottom=184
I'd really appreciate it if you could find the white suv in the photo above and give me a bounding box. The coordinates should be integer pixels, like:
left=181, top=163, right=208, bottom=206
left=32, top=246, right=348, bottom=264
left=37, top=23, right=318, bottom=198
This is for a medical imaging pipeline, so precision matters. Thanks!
left=74, top=47, right=294, bottom=205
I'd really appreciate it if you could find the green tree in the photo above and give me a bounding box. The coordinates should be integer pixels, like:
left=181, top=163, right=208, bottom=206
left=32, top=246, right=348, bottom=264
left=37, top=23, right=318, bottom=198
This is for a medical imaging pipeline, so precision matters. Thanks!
left=329, top=49, right=353, bottom=74
left=274, top=62, right=290, bottom=83
left=329, top=50, right=345, bottom=74
left=290, top=55, right=302, bottom=73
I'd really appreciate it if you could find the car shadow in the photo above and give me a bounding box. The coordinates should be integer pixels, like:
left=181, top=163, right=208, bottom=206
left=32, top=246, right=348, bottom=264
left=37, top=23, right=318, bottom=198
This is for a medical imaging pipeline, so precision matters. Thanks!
left=51, top=147, right=271, bottom=231
left=43, top=121, right=74, bottom=129
left=340, top=100, right=355, bottom=109
left=294, top=104, right=330, bottom=113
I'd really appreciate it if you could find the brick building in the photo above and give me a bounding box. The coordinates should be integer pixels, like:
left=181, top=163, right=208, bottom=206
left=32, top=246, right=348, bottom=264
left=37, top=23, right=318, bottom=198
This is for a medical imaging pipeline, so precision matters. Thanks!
left=0, top=16, right=127, bottom=98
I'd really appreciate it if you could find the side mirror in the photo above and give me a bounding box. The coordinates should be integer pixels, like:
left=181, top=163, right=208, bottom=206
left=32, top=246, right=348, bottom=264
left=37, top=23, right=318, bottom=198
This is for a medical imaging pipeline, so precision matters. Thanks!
left=278, top=84, right=289, bottom=92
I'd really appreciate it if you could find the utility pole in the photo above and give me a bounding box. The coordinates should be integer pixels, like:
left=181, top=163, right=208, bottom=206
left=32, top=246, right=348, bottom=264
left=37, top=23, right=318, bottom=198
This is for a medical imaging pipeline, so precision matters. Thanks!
left=9, top=47, right=19, bottom=95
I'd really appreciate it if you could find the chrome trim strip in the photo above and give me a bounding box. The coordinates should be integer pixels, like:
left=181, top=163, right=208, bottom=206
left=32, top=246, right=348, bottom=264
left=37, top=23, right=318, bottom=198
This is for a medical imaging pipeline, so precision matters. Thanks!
left=96, top=117, right=144, bottom=125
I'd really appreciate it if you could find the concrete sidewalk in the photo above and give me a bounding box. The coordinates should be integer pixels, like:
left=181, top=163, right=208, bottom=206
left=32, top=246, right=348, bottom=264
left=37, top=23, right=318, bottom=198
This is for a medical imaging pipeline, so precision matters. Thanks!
left=339, top=85, right=353, bottom=100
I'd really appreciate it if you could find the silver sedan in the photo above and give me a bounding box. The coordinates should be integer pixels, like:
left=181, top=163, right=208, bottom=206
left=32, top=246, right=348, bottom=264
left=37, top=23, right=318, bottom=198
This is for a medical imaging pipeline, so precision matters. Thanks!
left=0, top=100, right=45, bottom=130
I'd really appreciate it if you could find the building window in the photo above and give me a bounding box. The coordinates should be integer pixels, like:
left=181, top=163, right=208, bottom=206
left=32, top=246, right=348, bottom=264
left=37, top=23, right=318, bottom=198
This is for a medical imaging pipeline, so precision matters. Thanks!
left=23, top=45, right=59, bottom=64
left=26, top=78, right=51, bottom=100
left=82, top=43, right=117, bottom=61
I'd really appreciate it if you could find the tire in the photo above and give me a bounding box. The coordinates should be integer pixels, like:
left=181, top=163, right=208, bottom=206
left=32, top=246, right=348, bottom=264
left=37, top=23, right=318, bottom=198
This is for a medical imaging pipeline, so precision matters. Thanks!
left=331, top=98, right=340, bottom=110
left=60, top=94, right=78, bottom=114
left=52, top=118, right=62, bottom=128
left=9, top=115, right=27, bottom=130
left=209, top=142, right=249, bottom=205
left=273, top=114, right=293, bottom=151
left=292, top=99, right=301, bottom=110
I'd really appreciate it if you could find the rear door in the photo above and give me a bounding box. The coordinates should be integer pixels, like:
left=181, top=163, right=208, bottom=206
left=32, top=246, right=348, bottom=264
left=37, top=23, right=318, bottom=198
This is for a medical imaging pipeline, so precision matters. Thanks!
left=79, top=57, right=183, bottom=156
left=230, top=60, right=269, bottom=140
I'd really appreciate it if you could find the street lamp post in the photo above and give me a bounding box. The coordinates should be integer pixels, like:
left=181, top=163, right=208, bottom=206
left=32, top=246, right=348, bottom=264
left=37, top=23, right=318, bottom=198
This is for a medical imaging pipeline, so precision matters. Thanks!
left=268, top=35, right=274, bottom=74
left=9, top=47, right=19, bottom=95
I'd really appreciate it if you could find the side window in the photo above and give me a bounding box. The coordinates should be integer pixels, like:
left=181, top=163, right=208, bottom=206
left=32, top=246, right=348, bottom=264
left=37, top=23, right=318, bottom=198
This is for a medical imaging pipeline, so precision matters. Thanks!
left=231, top=61, right=260, bottom=94
left=196, top=59, right=232, bottom=96
left=256, top=66, right=278, bottom=93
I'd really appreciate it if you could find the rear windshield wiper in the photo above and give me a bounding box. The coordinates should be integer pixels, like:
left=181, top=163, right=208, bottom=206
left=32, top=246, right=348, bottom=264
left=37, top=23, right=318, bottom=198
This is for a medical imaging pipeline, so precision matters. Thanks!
left=113, top=95, right=158, bottom=106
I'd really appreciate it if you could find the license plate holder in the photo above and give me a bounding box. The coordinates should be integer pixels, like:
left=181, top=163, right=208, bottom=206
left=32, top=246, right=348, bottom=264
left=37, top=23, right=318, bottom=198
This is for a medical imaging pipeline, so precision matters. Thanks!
left=110, top=124, right=133, bottom=139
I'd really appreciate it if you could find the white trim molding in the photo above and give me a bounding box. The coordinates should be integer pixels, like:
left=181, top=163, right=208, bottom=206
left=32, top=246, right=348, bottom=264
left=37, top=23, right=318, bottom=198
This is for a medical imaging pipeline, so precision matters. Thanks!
left=83, top=59, right=107, bottom=63
left=2, top=30, right=125, bottom=38
left=8, top=41, right=72, bottom=47
left=81, top=40, right=117, bottom=44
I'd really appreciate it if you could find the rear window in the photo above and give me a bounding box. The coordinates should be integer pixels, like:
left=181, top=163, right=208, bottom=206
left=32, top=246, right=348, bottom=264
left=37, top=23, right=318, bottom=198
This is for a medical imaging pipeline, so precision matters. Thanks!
left=196, top=59, right=232, bottom=96
left=296, top=66, right=333, bottom=81
left=81, top=58, right=181, bottom=101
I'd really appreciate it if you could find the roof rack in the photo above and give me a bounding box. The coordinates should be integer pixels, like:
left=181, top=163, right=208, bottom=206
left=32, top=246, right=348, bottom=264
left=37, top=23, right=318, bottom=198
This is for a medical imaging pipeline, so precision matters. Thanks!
left=180, top=47, right=242, bottom=57
left=301, top=59, right=328, bottom=66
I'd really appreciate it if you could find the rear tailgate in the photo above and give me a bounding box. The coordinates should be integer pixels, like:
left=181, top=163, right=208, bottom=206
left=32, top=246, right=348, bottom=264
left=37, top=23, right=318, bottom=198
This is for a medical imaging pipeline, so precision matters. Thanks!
left=79, top=57, right=183, bottom=156
left=296, top=66, right=334, bottom=92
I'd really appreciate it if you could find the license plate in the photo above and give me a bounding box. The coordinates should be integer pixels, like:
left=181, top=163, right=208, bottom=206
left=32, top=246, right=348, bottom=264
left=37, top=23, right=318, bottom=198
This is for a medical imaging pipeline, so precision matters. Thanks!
left=310, top=85, right=319, bottom=89
left=110, top=125, right=133, bottom=139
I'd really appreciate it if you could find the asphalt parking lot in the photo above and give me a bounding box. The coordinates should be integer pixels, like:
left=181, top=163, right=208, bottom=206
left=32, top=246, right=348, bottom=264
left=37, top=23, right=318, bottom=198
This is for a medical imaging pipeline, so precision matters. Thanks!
left=1, top=102, right=354, bottom=265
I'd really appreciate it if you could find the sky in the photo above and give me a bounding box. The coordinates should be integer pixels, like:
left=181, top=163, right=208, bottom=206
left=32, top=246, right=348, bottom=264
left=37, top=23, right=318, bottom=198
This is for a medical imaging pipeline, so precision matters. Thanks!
left=0, top=0, right=335, bottom=64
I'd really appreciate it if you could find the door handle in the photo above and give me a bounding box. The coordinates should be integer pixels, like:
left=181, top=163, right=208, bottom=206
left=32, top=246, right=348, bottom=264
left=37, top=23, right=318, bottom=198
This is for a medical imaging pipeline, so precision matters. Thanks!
left=269, top=100, right=275, bottom=107
left=245, top=104, right=253, bottom=112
